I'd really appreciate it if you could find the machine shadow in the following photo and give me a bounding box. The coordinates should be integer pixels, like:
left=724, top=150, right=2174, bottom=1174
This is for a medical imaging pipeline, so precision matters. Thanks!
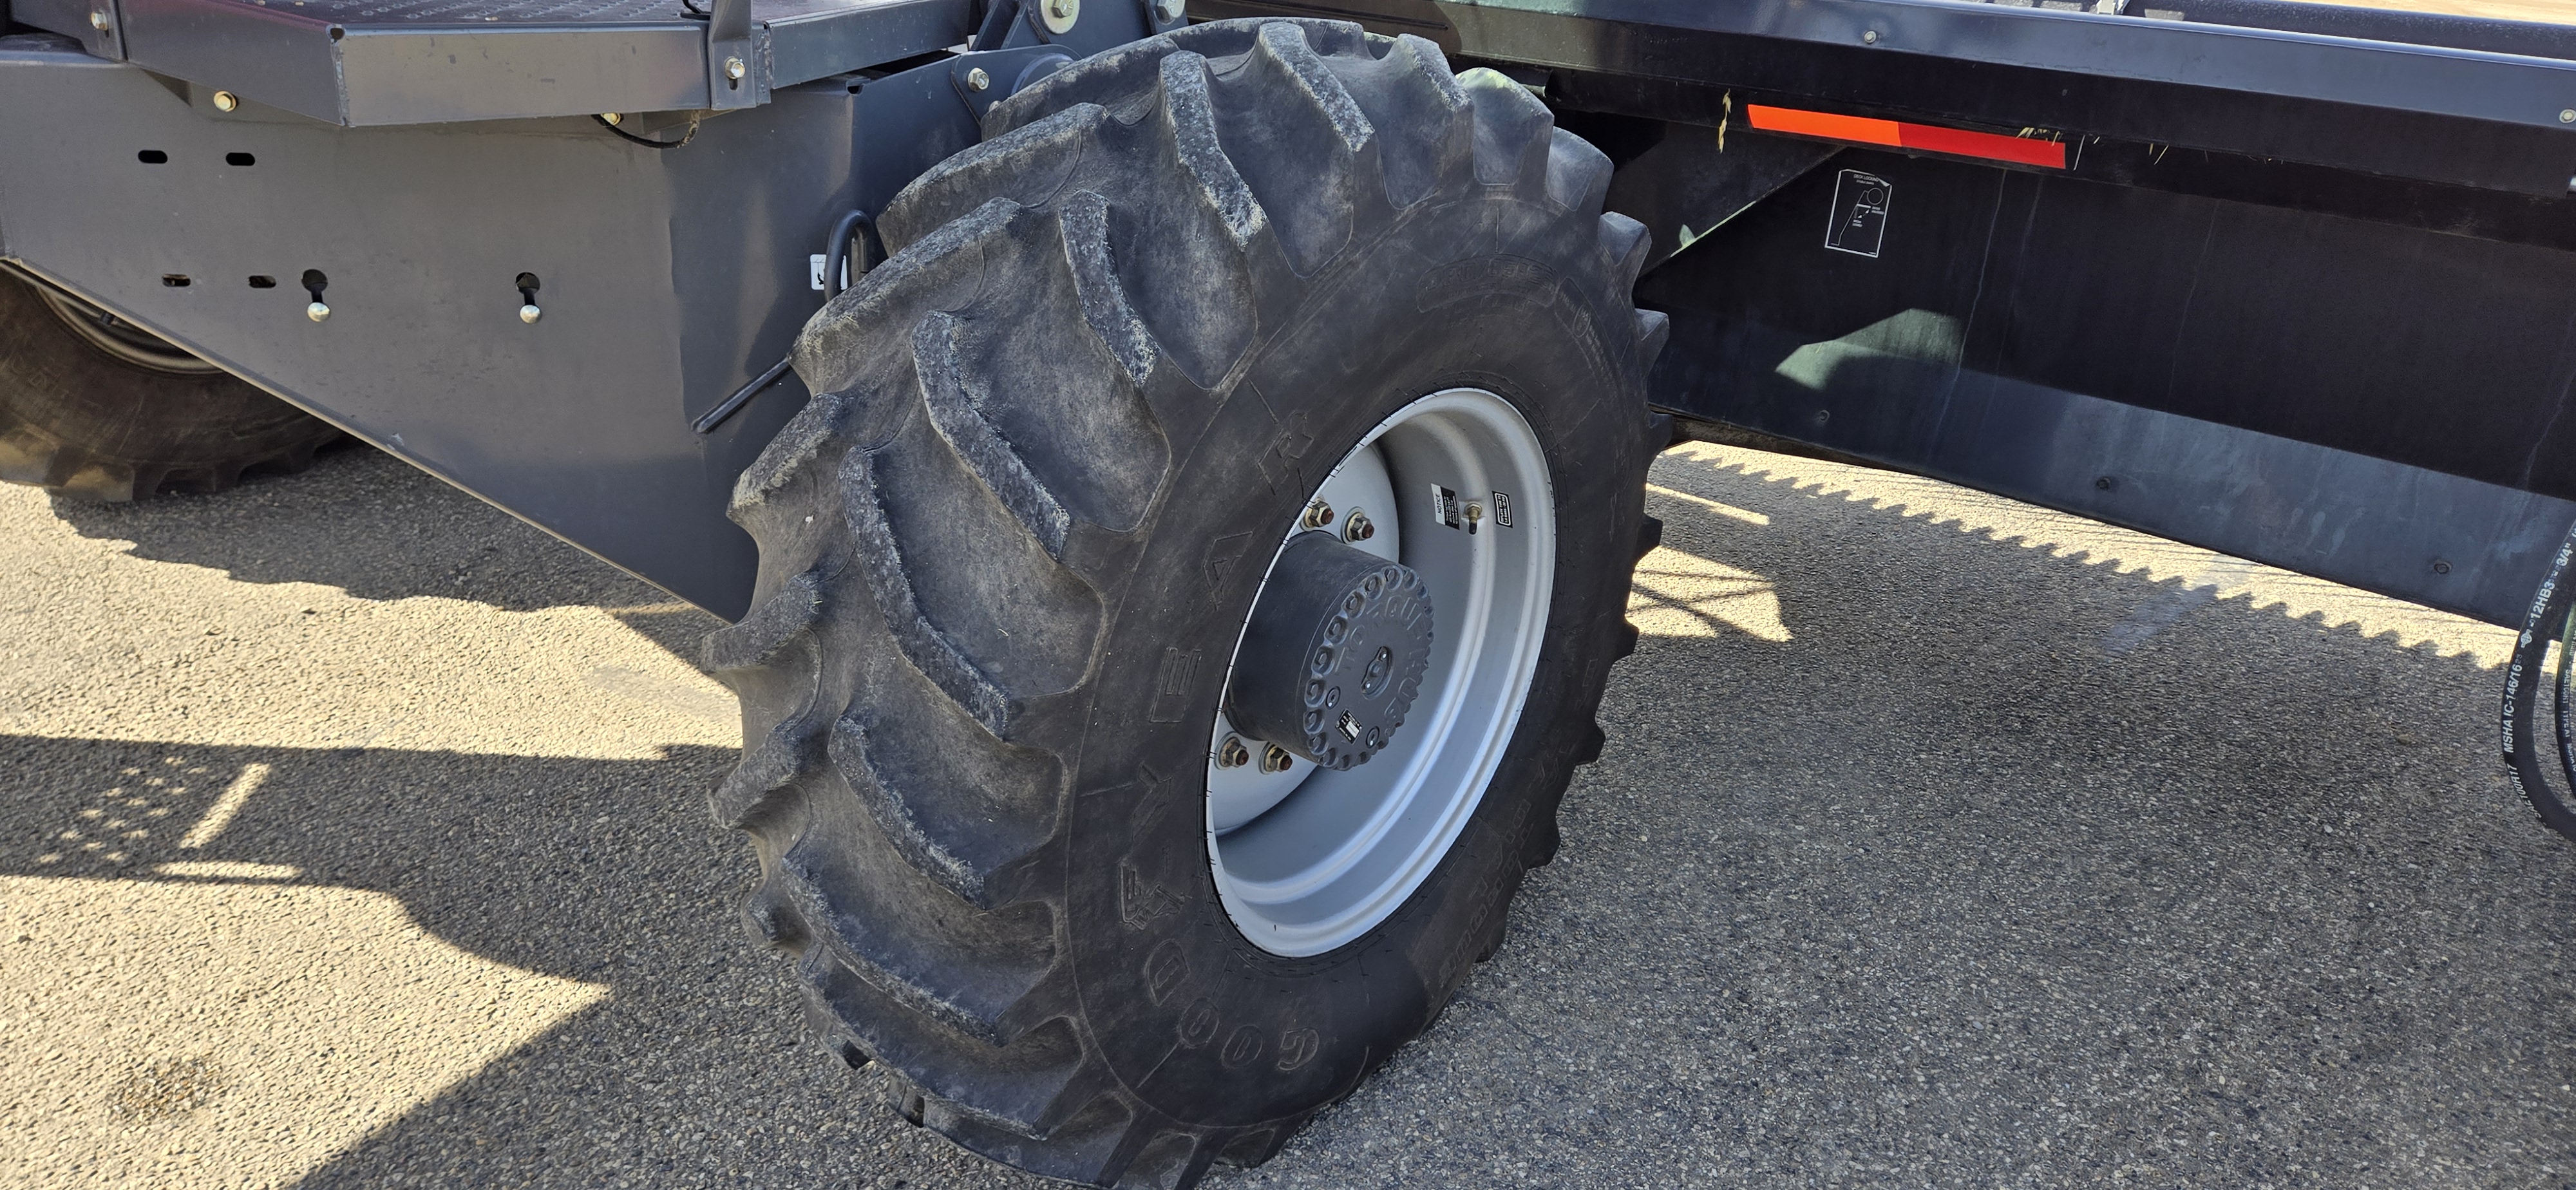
left=0, top=731, right=1048, bottom=1187
left=0, top=735, right=744, bottom=981
left=1244, top=447, right=2576, bottom=1187
left=45, top=445, right=712, bottom=625
left=8, top=443, right=2569, bottom=1187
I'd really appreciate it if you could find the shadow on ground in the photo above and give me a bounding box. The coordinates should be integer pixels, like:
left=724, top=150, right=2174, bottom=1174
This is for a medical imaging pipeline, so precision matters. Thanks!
left=48, top=445, right=697, bottom=618
left=11, top=444, right=2571, bottom=1188
left=0, top=733, right=1038, bottom=1188
left=1236, top=449, right=2576, bottom=1189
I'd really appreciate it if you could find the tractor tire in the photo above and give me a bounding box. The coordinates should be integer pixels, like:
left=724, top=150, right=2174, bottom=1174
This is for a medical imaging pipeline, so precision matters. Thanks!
left=0, top=265, right=340, bottom=500
left=706, top=19, right=1667, bottom=1187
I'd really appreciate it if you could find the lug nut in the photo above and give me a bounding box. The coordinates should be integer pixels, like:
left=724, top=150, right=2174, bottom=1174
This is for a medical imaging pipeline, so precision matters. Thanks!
left=1260, top=743, right=1293, bottom=773
left=211, top=90, right=239, bottom=112
left=1217, top=735, right=1249, bottom=769
left=1343, top=509, right=1374, bottom=542
left=1301, top=500, right=1335, bottom=530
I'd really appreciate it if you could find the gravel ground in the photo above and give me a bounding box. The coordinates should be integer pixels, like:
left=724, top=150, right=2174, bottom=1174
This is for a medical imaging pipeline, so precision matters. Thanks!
left=2, top=440, right=2570, bottom=1189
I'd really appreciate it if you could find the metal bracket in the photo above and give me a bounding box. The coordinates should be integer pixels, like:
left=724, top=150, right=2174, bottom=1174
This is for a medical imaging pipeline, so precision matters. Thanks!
left=969, top=0, right=1025, bottom=50
left=948, top=46, right=1075, bottom=122
left=705, top=0, right=769, bottom=111
left=86, top=0, right=126, bottom=61
left=10, top=0, right=128, bottom=60
left=969, top=0, right=1151, bottom=59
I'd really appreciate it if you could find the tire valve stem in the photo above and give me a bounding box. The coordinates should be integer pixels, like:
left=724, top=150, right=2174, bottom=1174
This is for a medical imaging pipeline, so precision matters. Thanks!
left=1217, top=735, right=1249, bottom=769
left=1343, top=509, right=1375, bottom=542
left=1301, top=500, right=1336, bottom=531
left=1464, top=502, right=1482, bottom=536
left=1260, top=743, right=1294, bottom=773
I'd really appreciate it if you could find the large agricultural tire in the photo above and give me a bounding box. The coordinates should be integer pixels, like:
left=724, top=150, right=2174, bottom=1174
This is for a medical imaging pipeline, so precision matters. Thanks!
left=705, top=19, right=1667, bottom=1187
left=0, top=265, right=340, bottom=500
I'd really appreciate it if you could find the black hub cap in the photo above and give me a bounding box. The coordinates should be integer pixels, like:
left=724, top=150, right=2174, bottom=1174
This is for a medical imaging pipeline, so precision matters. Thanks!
left=1226, top=531, right=1434, bottom=770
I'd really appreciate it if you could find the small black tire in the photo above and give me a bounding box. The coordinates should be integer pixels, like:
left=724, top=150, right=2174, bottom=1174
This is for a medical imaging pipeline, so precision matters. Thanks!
left=706, top=19, right=1666, bottom=1187
left=0, top=266, right=341, bottom=500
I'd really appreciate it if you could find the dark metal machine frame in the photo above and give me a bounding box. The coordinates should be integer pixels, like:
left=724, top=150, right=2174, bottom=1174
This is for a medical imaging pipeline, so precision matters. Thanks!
left=4, top=0, right=2574, bottom=628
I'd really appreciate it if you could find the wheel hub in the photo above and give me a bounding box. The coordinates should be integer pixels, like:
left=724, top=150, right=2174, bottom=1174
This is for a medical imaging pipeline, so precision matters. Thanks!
left=1226, top=532, right=1433, bottom=770
left=1206, top=388, right=1556, bottom=957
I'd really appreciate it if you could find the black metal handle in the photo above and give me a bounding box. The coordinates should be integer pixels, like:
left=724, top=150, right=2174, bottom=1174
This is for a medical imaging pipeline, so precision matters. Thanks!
left=695, top=208, right=880, bottom=435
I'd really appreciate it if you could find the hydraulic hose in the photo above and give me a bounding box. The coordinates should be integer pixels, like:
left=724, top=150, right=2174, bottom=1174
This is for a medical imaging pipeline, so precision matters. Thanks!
left=824, top=208, right=883, bottom=299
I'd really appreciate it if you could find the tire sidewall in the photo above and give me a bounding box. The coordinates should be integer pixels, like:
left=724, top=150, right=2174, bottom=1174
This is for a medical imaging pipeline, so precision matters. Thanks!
left=0, top=270, right=329, bottom=475
left=1059, top=191, right=1650, bottom=1130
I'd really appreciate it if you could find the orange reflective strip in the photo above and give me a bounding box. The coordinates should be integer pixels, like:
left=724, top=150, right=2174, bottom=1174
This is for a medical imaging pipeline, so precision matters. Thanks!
left=1745, top=104, right=2067, bottom=169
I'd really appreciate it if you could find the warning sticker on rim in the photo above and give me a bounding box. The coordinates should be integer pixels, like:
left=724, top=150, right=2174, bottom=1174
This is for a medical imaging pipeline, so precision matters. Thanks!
left=1492, top=491, right=1513, bottom=528
left=1430, top=484, right=1461, bottom=530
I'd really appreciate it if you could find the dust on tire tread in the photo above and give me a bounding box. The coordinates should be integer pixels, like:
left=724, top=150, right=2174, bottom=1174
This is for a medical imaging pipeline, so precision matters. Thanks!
left=710, top=19, right=1669, bottom=1187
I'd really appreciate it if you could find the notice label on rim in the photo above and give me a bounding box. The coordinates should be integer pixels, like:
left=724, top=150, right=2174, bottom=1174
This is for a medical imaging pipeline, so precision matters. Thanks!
left=1430, top=484, right=1461, bottom=530
left=1492, top=491, right=1513, bottom=528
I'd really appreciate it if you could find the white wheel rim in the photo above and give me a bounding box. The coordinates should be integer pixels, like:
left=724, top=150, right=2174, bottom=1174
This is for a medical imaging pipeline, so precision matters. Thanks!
left=1206, top=388, right=1557, bottom=958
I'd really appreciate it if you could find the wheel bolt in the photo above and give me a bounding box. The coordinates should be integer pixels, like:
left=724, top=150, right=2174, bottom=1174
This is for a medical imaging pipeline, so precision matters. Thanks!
left=1217, top=735, right=1249, bottom=769
left=1301, top=500, right=1335, bottom=530
left=1260, top=743, right=1293, bottom=773
left=1343, top=509, right=1374, bottom=542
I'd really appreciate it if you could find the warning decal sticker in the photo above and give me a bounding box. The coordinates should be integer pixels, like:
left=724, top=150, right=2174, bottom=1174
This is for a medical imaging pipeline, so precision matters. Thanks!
left=1824, top=169, right=1892, bottom=259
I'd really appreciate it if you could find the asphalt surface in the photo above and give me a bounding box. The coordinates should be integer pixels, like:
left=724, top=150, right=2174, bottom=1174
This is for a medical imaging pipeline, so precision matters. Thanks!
left=3, top=440, right=2571, bottom=1189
